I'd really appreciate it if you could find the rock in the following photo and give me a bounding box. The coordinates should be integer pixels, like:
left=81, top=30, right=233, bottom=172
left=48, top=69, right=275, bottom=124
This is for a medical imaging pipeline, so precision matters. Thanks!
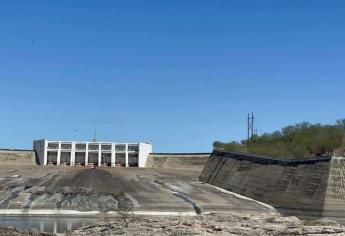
left=26, top=186, right=46, bottom=194
left=10, top=175, right=20, bottom=178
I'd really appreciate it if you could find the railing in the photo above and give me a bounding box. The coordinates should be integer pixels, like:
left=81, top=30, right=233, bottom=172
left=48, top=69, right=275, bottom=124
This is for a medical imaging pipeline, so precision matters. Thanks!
left=333, top=149, right=345, bottom=157
left=61, top=144, right=72, bottom=150
left=128, top=145, right=139, bottom=152
left=101, top=145, right=112, bottom=151
left=47, top=143, right=59, bottom=150
left=75, top=144, right=86, bottom=150
left=88, top=144, right=99, bottom=151
left=115, top=145, right=126, bottom=151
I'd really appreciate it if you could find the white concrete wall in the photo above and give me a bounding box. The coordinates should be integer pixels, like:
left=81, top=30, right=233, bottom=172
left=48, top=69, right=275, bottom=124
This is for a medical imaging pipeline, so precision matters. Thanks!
left=139, top=142, right=152, bottom=167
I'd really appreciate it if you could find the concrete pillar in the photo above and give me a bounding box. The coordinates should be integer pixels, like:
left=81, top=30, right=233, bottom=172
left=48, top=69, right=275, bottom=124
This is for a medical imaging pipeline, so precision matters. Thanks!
left=71, top=142, right=76, bottom=166
left=40, top=221, right=44, bottom=232
left=111, top=143, right=116, bottom=167
left=53, top=222, right=57, bottom=234
left=44, top=140, right=48, bottom=165
left=85, top=142, right=89, bottom=166
left=67, top=222, right=72, bottom=231
left=125, top=143, right=129, bottom=167
left=98, top=143, right=102, bottom=167
left=138, top=142, right=152, bottom=168
left=57, top=141, right=61, bottom=166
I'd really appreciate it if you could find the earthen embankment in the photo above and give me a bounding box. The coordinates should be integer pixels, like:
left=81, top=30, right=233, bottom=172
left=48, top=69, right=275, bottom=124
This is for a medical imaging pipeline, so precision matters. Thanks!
left=0, top=149, right=36, bottom=165
left=147, top=153, right=210, bottom=170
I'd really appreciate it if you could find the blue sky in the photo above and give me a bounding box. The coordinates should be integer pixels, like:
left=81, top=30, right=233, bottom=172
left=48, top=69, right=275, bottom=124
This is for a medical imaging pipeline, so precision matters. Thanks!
left=0, top=1, right=344, bottom=152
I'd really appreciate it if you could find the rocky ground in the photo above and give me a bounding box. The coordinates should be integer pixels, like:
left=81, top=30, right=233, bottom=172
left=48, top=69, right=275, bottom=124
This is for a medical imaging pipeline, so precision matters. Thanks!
left=0, top=225, right=54, bottom=236
left=68, top=213, right=345, bottom=236
left=1, top=212, right=345, bottom=235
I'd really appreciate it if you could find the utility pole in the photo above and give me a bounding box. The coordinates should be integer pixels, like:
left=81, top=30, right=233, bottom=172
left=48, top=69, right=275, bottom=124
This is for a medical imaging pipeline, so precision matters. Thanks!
left=247, top=112, right=255, bottom=146
left=247, top=113, right=250, bottom=146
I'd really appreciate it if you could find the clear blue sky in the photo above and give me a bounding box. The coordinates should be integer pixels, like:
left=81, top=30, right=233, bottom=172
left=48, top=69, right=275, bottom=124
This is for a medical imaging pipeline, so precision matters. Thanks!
left=0, top=1, right=344, bottom=152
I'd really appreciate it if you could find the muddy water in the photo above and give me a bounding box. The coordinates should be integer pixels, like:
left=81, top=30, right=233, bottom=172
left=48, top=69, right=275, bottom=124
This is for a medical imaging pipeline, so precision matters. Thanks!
left=0, top=216, right=98, bottom=233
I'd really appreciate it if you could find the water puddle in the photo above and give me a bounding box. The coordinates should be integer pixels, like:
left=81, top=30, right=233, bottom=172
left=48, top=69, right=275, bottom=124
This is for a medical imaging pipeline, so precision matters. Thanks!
left=0, top=215, right=98, bottom=233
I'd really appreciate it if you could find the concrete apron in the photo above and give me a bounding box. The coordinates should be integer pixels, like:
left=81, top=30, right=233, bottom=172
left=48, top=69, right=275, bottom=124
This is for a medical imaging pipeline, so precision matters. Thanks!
left=0, top=184, right=276, bottom=217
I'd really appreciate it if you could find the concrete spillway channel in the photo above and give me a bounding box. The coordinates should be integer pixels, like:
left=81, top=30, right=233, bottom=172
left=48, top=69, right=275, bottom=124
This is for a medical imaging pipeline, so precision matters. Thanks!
left=153, top=180, right=201, bottom=215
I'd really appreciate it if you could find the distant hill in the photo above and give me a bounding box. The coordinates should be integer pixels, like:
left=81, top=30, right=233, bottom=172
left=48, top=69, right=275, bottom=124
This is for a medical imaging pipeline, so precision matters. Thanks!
left=214, top=119, right=345, bottom=159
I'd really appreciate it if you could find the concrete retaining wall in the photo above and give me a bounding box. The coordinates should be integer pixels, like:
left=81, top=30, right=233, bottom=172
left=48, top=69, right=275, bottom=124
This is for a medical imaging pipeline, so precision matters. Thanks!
left=0, top=149, right=36, bottom=166
left=199, top=150, right=345, bottom=216
left=147, top=153, right=210, bottom=170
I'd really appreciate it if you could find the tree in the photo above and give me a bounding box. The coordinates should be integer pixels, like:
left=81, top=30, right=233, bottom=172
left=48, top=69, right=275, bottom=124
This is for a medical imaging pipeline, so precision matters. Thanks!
left=337, top=119, right=345, bottom=133
left=214, top=119, right=345, bottom=159
left=116, top=196, right=134, bottom=228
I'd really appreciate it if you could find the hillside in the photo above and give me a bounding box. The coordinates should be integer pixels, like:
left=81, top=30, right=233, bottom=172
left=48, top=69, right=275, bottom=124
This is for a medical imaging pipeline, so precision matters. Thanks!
left=214, top=119, right=345, bottom=159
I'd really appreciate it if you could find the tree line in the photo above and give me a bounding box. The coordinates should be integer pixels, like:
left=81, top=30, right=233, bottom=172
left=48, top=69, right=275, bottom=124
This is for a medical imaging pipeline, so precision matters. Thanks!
left=213, top=119, right=345, bottom=159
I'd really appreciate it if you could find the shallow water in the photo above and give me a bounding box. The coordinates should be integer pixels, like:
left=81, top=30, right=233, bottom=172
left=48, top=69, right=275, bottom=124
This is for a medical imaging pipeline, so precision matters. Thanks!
left=299, top=216, right=345, bottom=226
left=0, top=216, right=98, bottom=233
left=277, top=208, right=345, bottom=226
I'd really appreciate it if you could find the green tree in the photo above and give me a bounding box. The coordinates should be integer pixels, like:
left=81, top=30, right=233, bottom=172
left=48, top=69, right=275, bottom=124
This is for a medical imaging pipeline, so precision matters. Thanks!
left=214, top=119, right=345, bottom=159
left=336, top=119, right=345, bottom=133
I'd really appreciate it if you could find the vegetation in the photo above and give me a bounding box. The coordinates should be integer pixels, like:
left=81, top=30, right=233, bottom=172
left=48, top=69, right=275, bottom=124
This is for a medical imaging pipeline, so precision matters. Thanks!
left=214, top=119, right=345, bottom=159
left=116, top=194, right=134, bottom=228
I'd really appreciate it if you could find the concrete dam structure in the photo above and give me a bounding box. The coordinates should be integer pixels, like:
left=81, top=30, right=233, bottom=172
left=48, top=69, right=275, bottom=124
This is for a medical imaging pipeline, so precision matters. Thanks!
left=147, top=153, right=210, bottom=170
left=33, top=139, right=152, bottom=167
left=199, top=150, right=345, bottom=217
left=0, top=149, right=36, bottom=165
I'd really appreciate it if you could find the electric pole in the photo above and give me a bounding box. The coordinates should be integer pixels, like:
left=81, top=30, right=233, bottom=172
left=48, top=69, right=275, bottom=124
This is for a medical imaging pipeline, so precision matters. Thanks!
left=247, top=112, right=255, bottom=146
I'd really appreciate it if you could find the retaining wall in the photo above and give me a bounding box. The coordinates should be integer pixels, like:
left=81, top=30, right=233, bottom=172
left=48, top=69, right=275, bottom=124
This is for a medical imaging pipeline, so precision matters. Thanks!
left=147, top=153, right=210, bottom=170
left=199, top=150, right=345, bottom=217
left=0, top=149, right=36, bottom=166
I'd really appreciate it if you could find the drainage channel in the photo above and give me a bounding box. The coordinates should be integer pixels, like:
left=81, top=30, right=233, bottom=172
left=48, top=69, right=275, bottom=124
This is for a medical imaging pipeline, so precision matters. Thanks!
left=153, top=181, right=201, bottom=215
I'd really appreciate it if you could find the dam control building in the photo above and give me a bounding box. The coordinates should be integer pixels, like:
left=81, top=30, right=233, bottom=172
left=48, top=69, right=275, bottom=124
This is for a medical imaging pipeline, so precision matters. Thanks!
left=33, top=139, right=152, bottom=167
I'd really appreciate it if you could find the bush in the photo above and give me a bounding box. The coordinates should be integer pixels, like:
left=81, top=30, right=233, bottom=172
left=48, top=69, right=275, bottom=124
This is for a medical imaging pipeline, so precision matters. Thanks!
left=213, top=119, right=345, bottom=159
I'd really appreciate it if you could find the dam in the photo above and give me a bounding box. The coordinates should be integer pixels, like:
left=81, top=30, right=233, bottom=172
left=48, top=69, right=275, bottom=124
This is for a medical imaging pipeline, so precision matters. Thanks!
left=200, top=150, right=345, bottom=217
left=1, top=146, right=345, bottom=233
left=0, top=149, right=36, bottom=166
left=33, top=139, right=152, bottom=167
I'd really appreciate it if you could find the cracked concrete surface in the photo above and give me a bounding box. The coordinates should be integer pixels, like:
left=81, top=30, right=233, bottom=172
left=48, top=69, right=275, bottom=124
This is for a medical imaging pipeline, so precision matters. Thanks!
left=0, top=166, right=274, bottom=215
